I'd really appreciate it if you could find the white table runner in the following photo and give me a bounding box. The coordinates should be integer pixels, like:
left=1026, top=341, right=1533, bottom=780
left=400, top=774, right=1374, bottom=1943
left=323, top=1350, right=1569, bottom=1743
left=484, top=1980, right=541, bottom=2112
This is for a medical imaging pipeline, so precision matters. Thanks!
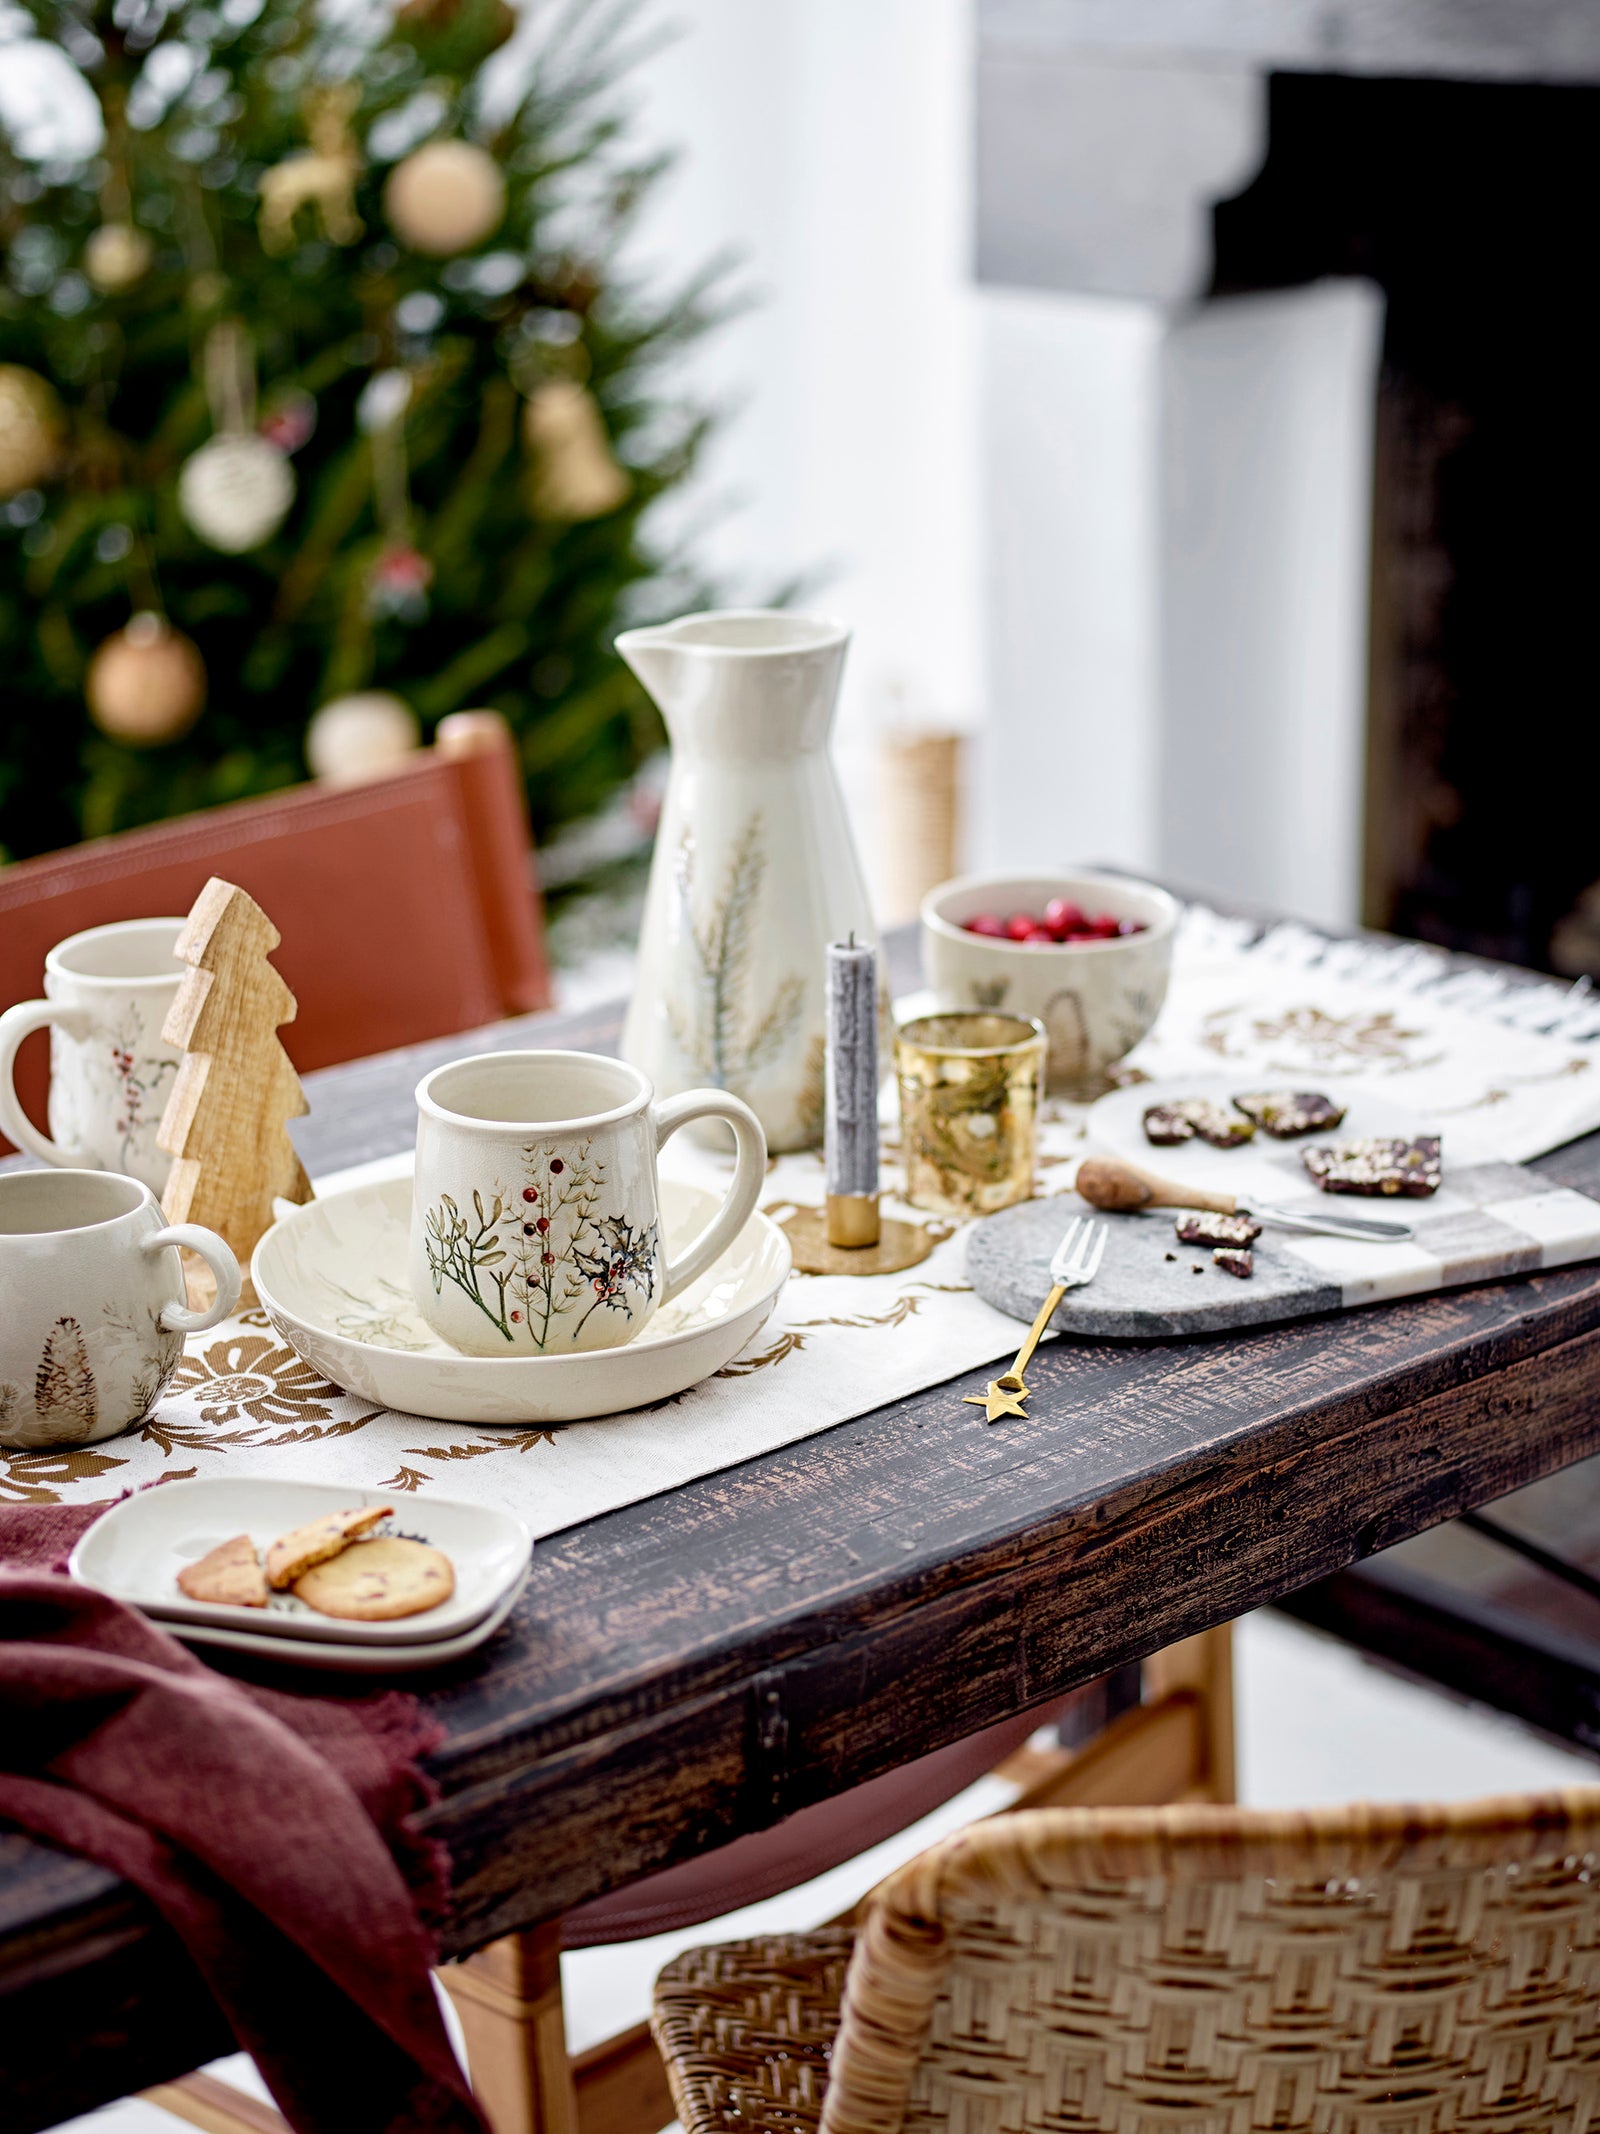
left=12, top=907, right=1600, bottom=1531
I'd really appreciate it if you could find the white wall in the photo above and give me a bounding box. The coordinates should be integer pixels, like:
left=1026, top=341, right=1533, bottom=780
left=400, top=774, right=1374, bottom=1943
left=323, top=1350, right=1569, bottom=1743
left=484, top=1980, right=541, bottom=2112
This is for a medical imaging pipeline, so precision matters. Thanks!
left=979, top=281, right=1381, bottom=928
left=622, top=0, right=984, bottom=896
left=1159, top=281, right=1383, bottom=925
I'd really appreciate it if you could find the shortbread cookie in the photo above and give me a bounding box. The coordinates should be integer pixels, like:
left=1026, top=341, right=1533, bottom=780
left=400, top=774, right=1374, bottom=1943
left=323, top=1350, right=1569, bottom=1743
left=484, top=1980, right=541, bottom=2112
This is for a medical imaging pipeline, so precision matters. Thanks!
left=1303, top=1135, right=1442, bottom=1198
left=1232, top=1090, right=1347, bottom=1138
left=1143, top=1099, right=1254, bottom=1149
left=266, top=1504, right=391, bottom=1590
left=1213, top=1247, right=1254, bottom=1278
left=293, top=1536, right=456, bottom=1621
left=1174, top=1210, right=1262, bottom=1248
left=177, top=1532, right=269, bottom=1608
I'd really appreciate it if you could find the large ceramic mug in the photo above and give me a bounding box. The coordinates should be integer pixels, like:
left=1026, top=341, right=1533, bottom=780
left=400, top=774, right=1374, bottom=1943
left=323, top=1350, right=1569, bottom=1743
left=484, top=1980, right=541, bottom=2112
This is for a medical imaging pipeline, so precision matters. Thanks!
left=0, top=1169, right=240, bottom=1450
left=0, top=917, right=186, bottom=1194
left=410, top=1050, right=767, bottom=1357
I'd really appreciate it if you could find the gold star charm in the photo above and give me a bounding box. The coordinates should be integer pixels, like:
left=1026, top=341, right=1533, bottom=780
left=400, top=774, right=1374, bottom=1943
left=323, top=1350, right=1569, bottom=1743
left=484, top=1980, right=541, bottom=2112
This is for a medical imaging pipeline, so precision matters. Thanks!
left=963, top=1376, right=1029, bottom=1424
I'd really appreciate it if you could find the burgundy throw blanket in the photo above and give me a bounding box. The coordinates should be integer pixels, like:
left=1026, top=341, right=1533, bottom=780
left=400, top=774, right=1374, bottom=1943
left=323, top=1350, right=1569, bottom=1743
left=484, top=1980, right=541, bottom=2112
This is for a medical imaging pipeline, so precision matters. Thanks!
left=0, top=1503, right=484, bottom=2134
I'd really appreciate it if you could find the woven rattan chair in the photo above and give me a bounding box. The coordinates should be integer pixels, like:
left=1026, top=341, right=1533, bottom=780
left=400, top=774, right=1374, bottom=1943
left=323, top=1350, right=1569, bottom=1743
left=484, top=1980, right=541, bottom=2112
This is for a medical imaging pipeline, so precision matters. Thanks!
left=653, top=1789, right=1600, bottom=2134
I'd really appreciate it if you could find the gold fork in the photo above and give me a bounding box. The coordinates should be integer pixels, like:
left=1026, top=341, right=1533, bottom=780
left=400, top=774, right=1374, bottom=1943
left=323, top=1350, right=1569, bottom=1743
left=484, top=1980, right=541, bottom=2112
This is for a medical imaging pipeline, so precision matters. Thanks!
left=964, top=1216, right=1108, bottom=1423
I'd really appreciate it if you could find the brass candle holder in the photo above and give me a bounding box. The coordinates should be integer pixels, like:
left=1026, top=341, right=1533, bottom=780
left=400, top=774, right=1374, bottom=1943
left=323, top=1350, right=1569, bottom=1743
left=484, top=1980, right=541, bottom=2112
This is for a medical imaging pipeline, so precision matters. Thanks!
left=894, top=1011, right=1046, bottom=1222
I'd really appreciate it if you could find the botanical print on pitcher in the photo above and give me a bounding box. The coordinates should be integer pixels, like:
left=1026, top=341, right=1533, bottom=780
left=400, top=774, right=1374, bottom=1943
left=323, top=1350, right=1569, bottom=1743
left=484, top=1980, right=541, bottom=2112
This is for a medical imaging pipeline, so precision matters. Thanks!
left=667, top=818, right=805, bottom=1096
left=421, top=1138, right=660, bottom=1349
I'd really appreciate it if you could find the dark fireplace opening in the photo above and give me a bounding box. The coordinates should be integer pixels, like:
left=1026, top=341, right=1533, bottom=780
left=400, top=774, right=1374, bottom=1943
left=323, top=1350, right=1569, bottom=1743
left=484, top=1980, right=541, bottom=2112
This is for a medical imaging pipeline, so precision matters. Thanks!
left=1207, top=72, right=1599, bottom=975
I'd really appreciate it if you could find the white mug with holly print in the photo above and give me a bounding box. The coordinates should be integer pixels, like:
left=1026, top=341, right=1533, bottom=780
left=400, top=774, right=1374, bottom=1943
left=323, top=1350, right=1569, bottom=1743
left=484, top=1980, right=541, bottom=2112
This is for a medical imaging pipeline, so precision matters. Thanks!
left=0, top=917, right=186, bottom=1196
left=409, top=1050, right=768, bottom=1358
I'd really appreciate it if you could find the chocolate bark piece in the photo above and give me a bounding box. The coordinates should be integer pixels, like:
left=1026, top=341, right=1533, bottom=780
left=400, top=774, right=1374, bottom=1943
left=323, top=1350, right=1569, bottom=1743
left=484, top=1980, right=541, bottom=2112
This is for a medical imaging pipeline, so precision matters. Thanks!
left=1232, top=1089, right=1347, bottom=1138
left=1175, top=1210, right=1262, bottom=1248
left=1142, top=1098, right=1255, bottom=1149
left=1143, top=1104, right=1194, bottom=1146
left=1213, top=1247, right=1254, bottom=1277
left=1302, top=1135, right=1442, bottom=1198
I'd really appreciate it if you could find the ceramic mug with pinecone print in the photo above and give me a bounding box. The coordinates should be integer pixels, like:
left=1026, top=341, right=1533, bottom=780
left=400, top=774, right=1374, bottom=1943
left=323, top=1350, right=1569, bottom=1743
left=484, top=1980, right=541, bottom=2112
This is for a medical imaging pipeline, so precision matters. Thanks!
left=0, top=1169, right=240, bottom=1449
left=410, top=1050, right=767, bottom=1357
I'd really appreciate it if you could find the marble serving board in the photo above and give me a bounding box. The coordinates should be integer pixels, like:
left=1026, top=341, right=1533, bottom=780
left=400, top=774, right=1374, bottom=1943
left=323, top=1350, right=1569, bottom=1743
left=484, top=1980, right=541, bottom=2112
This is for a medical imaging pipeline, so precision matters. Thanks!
left=967, top=1148, right=1600, bottom=1342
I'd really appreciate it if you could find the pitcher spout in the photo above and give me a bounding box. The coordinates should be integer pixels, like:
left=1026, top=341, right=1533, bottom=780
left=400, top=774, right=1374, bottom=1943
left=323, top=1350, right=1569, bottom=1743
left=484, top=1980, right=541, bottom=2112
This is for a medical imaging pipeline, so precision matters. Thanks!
left=615, top=609, right=850, bottom=756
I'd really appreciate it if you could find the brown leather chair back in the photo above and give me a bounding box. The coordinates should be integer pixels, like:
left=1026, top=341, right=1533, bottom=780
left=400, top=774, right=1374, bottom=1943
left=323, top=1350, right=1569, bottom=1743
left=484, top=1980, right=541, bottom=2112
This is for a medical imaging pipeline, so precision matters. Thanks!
left=0, top=712, right=551, bottom=1154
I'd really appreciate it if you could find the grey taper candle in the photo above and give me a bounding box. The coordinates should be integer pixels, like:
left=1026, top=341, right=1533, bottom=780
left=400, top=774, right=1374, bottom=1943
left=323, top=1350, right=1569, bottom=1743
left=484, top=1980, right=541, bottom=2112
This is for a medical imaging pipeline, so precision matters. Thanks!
left=825, top=935, right=880, bottom=1245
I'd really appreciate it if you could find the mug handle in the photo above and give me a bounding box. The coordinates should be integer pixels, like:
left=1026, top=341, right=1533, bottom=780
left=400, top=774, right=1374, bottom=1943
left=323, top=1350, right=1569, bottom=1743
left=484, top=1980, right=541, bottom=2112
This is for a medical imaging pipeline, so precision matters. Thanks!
left=652, top=1090, right=767, bottom=1303
left=0, top=1000, right=94, bottom=1167
left=144, top=1224, right=243, bottom=1334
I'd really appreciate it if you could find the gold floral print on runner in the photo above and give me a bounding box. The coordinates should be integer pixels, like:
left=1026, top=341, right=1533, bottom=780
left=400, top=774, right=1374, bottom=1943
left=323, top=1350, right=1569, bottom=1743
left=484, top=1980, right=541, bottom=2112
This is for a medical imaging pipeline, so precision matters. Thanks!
left=169, top=1333, right=340, bottom=1426
left=1199, top=1003, right=1444, bottom=1075
left=0, top=1442, right=129, bottom=1505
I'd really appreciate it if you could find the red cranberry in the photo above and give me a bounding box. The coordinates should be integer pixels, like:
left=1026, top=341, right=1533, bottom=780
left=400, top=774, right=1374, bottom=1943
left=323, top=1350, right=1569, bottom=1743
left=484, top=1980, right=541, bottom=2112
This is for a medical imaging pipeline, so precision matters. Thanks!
left=965, top=912, right=1006, bottom=938
left=542, top=1251, right=555, bottom=1265
left=1004, top=913, right=1036, bottom=942
left=1025, top=926, right=1055, bottom=943
left=521, top=1186, right=538, bottom=1202
left=1085, top=914, right=1121, bottom=938
left=536, top=1216, right=550, bottom=1233
left=1044, top=898, right=1084, bottom=938
left=510, top=1310, right=523, bottom=1323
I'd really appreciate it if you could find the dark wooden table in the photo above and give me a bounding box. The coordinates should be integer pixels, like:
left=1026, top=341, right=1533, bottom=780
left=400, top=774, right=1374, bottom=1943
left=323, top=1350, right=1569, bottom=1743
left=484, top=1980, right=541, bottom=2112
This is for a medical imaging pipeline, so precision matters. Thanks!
left=9, top=927, right=1600, bottom=2127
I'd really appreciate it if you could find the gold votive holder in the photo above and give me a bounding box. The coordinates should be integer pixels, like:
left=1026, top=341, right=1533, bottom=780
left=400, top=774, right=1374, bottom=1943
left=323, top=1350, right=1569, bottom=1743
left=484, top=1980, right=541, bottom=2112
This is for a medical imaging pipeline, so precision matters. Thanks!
left=894, top=1011, right=1046, bottom=1221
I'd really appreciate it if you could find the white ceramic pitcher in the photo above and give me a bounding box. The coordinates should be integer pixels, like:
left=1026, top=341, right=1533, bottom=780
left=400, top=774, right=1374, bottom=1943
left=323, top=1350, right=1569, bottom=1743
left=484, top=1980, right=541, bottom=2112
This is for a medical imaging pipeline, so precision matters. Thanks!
left=617, top=611, right=878, bottom=1153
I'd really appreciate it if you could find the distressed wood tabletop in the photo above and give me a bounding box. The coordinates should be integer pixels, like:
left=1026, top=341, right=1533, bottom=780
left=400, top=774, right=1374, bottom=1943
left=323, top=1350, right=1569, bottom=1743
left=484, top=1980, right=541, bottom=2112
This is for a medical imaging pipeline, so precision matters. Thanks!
left=7, top=923, right=1600, bottom=2125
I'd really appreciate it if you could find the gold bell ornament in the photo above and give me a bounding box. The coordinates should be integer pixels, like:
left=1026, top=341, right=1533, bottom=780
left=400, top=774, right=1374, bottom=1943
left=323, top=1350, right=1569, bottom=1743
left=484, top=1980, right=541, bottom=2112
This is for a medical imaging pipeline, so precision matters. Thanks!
left=178, top=320, right=295, bottom=554
left=84, top=222, right=153, bottom=294
left=0, top=365, right=65, bottom=497
left=258, top=84, right=365, bottom=255
left=86, top=613, right=206, bottom=745
left=384, top=138, right=505, bottom=258
left=305, top=692, right=420, bottom=784
left=523, top=377, right=631, bottom=521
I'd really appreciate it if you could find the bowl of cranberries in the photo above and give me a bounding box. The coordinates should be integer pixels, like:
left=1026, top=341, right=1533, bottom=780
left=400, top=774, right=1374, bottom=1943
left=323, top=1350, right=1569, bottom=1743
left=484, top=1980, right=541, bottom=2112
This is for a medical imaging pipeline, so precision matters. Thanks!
left=920, top=871, right=1177, bottom=1094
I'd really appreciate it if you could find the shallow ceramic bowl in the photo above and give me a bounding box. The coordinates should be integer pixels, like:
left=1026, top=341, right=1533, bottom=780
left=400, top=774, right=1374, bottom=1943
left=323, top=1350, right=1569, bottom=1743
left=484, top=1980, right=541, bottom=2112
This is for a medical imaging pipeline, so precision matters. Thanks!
left=920, top=870, right=1177, bottom=1094
left=253, top=1174, right=790, bottom=1425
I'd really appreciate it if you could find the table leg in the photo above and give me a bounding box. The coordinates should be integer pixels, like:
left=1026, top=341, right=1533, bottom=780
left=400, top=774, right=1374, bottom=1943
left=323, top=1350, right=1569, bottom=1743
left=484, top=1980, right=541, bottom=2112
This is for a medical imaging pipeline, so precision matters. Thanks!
left=442, top=1924, right=579, bottom=2134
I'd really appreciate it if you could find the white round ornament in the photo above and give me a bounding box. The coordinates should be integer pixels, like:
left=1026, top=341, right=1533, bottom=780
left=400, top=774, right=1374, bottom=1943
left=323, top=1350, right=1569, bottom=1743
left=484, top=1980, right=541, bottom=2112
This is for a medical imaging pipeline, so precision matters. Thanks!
left=178, top=433, right=295, bottom=553
left=86, top=613, right=206, bottom=745
left=306, top=692, right=420, bottom=784
left=84, top=223, right=153, bottom=293
left=384, top=139, right=506, bottom=257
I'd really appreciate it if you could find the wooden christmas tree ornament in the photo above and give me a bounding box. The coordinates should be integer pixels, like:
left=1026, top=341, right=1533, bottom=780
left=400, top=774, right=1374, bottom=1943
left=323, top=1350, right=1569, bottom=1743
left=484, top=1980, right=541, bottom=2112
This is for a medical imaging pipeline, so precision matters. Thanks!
left=158, top=877, right=313, bottom=1306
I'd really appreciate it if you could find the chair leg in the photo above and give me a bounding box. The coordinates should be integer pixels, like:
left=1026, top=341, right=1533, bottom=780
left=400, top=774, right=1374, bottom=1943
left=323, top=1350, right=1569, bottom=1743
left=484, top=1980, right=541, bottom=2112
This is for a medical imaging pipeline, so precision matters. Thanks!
left=441, top=1924, right=580, bottom=2134
left=141, top=2071, right=289, bottom=2134
left=1143, top=1624, right=1236, bottom=1803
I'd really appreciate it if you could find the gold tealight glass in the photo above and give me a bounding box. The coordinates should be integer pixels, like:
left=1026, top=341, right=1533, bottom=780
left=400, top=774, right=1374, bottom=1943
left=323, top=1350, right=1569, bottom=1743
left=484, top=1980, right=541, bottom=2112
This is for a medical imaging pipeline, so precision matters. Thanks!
left=894, top=1011, right=1047, bottom=1221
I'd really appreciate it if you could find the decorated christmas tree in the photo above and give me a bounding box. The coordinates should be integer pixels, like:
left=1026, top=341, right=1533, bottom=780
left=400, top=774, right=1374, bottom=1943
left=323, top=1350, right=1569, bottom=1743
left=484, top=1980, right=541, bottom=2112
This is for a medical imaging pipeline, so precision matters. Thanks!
left=0, top=0, right=719, bottom=873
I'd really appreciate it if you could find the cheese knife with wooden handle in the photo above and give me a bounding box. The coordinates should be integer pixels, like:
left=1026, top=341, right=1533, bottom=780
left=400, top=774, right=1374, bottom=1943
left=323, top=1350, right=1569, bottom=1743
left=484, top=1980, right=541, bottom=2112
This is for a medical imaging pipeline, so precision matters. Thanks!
left=1075, top=1155, right=1415, bottom=1243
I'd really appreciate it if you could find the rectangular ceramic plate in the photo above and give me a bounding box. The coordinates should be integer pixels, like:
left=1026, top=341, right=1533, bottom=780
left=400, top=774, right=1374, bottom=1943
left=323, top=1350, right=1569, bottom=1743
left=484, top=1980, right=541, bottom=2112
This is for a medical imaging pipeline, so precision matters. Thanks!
left=69, top=1475, right=532, bottom=1646
left=165, top=1566, right=530, bottom=1673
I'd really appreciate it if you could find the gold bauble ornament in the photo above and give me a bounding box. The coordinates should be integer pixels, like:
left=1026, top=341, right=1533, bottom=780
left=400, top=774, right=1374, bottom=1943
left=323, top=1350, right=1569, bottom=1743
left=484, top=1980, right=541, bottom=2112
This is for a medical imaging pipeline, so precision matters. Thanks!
left=86, top=613, right=206, bottom=746
left=0, top=365, right=65, bottom=497
left=384, top=139, right=506, bottom=257
left=306, top=692, right=420, bottom=784
left=84, top=222, right=153, bottom=294
left=523, top=378, right=632, bottom=520
left=178, top=433, right=295, bottom=553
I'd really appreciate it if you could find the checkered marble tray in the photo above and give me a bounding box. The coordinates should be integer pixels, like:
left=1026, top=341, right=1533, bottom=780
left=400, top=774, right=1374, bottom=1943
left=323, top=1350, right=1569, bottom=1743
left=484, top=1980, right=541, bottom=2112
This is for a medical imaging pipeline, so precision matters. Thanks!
left=967, top=1078, right=1600, bottom=1341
